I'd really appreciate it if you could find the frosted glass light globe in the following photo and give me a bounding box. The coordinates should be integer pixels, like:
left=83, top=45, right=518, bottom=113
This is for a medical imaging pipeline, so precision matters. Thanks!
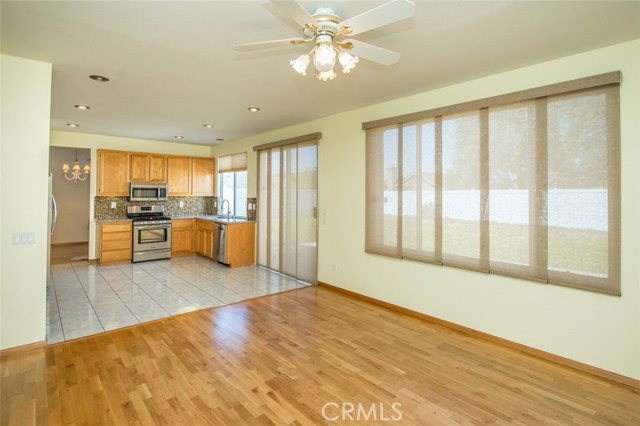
left=313, top=44, right=336, bottom=72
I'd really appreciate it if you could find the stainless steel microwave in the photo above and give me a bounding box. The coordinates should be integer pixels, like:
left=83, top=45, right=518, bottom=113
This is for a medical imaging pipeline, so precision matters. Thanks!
left=129, top=183, right=168, bottom=201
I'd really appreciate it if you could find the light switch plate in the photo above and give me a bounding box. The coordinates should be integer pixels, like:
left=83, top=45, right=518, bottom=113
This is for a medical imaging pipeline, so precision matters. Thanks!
left=11, top=232, right=35, bottom=245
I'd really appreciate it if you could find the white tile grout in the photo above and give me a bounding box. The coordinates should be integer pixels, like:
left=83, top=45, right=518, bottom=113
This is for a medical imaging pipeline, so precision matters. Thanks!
left=47, top=256, right=311, bottom=343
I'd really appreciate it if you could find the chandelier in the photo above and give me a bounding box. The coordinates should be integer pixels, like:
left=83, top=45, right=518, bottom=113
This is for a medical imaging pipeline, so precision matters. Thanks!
left=290, top=35, right=359, bottom=81
left=62, top=150, right=90, bottom=182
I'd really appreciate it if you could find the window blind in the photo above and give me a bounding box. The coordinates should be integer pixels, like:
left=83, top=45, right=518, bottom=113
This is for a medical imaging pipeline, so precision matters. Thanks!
left=218, top=152, right=247, bottom=172
left=365, top=73, right=621, bottom=295
left=257, top=136, right=319, bottom=283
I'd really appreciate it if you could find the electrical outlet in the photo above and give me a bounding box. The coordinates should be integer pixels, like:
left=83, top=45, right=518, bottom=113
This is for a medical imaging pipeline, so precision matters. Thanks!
left=179, top=201, right=184, bottom=208
left=332, top=263, right=338, bottom=272
left=110, top=201, right=117, bottom=209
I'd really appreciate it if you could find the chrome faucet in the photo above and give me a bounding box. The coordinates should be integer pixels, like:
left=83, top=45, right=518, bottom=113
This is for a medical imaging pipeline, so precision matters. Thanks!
left=221, top=199, right=231, bottom=220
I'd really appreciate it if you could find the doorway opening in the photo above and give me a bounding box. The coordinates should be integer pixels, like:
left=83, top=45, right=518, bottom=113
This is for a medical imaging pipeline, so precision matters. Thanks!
left=48, top=146, right=91, bottom=263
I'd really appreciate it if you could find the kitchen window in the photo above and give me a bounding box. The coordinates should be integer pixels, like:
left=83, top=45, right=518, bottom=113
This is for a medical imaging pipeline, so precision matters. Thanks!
left=218, top=152, right=247, bottom=218
left=363, top=72, right=621, bottom=295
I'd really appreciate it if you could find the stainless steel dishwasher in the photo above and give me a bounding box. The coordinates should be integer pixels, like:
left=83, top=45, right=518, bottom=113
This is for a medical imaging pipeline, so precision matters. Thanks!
left=216, top=223, right=228, bottom=264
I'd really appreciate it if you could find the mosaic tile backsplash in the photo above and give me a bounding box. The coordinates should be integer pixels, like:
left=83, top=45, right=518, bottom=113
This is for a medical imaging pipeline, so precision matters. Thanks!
left=247, top=198, right=257, bottom=221
left=95, top=196, right=215, bottom=220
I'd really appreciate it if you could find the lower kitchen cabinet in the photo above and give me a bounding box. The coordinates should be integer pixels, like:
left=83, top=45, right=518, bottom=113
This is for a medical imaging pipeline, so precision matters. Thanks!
left=99, top=221, right=132, bottom=265
left=171, top=218, right=195, bottom=256
left=194, top=219, right=255, bottom=267
left=226, top=222, right=256, bottom=267
left=195, top=220, right=217, bottom=259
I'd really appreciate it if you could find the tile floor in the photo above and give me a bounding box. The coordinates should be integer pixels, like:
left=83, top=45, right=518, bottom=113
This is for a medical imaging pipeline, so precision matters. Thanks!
left=47, top=255, right=311, bottom=343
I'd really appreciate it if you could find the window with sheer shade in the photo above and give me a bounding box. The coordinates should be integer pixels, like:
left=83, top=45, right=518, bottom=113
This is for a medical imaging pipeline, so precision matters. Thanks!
left=218, top=152, right=247, bottom=217
left=364, top=72, right=620, bottom=295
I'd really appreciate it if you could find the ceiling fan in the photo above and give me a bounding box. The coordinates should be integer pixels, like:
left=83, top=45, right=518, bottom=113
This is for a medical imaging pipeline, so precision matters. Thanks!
left=232, top=0, right=416, bottom=81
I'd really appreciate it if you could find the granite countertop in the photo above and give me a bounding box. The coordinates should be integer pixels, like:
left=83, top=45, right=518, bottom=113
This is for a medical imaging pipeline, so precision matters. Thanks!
left=96, top=216, right=254, bottom=224
left=173, top=215, right=256, bottom=224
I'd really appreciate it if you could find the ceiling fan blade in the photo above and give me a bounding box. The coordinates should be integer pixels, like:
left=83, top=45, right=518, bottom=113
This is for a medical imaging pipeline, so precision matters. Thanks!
left=346, top=40, right=401, bottom=66
left=271, top=0, right=318, bottom=29
left=232, top=38, right=307, bottom=52
left=339, top=0, right=415, bottom=36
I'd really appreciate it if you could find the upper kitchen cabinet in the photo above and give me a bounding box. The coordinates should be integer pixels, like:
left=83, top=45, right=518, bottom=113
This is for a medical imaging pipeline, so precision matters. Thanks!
left=149, top=155, right=167, bottom=182
left=98, top=150, right=130, bottom=196
left=98, top=150, right=212, bottom=197
left=191, top=158, right=215, bottom=196
left=167, top=156, right=191, bottom=195
left=130, top=153, right=167, bottom=183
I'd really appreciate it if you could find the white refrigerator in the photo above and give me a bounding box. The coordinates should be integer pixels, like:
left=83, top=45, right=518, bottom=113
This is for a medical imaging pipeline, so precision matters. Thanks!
left=47, top=173, right=57, bottom=287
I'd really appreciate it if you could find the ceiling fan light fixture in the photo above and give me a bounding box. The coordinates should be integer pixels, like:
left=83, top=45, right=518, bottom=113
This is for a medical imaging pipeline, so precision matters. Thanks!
left=315, top=69, right=337, bottom=82
left=338, top=51, right=359, bottom=74
left=312, top=43, right=336, bottom=72
left=290, top=53, right=311, bottom=76
left=233, top=0, right=414, bottom=82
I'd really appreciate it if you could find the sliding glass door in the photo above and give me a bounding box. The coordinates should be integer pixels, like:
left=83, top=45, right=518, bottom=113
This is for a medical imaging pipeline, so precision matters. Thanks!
left=258, top=140, right=318, bottom=283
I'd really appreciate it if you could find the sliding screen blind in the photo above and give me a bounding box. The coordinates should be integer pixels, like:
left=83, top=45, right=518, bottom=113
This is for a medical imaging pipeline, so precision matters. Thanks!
left=364, top=73, right=620, bottom=295
left=257, top=136, right=319, bottom=283
left=402, top=119, right=438, bottom=263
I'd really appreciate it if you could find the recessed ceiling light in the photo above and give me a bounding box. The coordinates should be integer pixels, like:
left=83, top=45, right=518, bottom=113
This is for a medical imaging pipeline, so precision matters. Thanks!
left=89, top=74, right=109, bottom=83
left=203, top=124, right=214, bottom=128
left=248, top=106, right=261, bottom=112
left=216, top=138, right=224, bottom=141
left=174, top=136, right=184, bottom=139
left=66, top=123, right=79, bottom=127
left=75, top=104, right=90, bottom=110
left=89, top=75, right=110, bottom=82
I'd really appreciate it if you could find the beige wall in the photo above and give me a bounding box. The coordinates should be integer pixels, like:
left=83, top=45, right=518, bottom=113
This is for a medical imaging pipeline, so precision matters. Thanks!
left=49, top=147, right=91, bottom=244
left=212, top=40, right=640, bottom=380
left=50, top=131, right=212, bottom=259
left=1, top=55, right=52, bottom=349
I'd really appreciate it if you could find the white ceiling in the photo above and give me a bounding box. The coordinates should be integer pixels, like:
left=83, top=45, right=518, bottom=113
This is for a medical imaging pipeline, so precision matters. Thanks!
left=2, top=1, right=639, bottom=146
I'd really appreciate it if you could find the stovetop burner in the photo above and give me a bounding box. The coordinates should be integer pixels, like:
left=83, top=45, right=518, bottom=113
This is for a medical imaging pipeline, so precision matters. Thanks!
left=126, top=205, right=171, bottom=222
left=131, top=215, right=172, bottom=222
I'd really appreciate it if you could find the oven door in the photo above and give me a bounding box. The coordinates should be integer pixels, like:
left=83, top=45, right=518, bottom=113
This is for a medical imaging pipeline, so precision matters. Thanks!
left=133, top=223, right=172, bottom=252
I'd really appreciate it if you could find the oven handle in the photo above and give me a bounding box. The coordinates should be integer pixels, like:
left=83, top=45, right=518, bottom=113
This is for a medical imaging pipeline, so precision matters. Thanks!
left=133, top=224, right=172, bottom=230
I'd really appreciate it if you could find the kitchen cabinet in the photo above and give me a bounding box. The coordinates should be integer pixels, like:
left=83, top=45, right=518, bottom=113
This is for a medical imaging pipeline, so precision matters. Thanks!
left=149, top=154, right=167, bottom=182
left=99, top=149, right=212, bottom=196
left=130, top=153, right=167, bottom=183
left=226, top=222, right=256, bottom=267
left=167, top=156, right=191, bottom=196
left=172, top=218, right=195, bottom=256
left=191, top=158, right=215, bottom=196
left=195, top=219, right=217, bottom=259
left=98, top=150, right=130, bottom=195
left=98, top=221, right=132, bottom=264
left=194, top=219, right=255, bottom=267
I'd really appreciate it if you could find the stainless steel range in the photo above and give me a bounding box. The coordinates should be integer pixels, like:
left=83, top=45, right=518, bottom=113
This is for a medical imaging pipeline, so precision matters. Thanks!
left=127, top=205, right=172, bottom=262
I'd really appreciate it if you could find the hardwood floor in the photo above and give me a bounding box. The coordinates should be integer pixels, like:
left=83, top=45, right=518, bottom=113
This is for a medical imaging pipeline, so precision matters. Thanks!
left=2, top=286, right=639, bottom=425
left=50, top=242, right=89, bottom=265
